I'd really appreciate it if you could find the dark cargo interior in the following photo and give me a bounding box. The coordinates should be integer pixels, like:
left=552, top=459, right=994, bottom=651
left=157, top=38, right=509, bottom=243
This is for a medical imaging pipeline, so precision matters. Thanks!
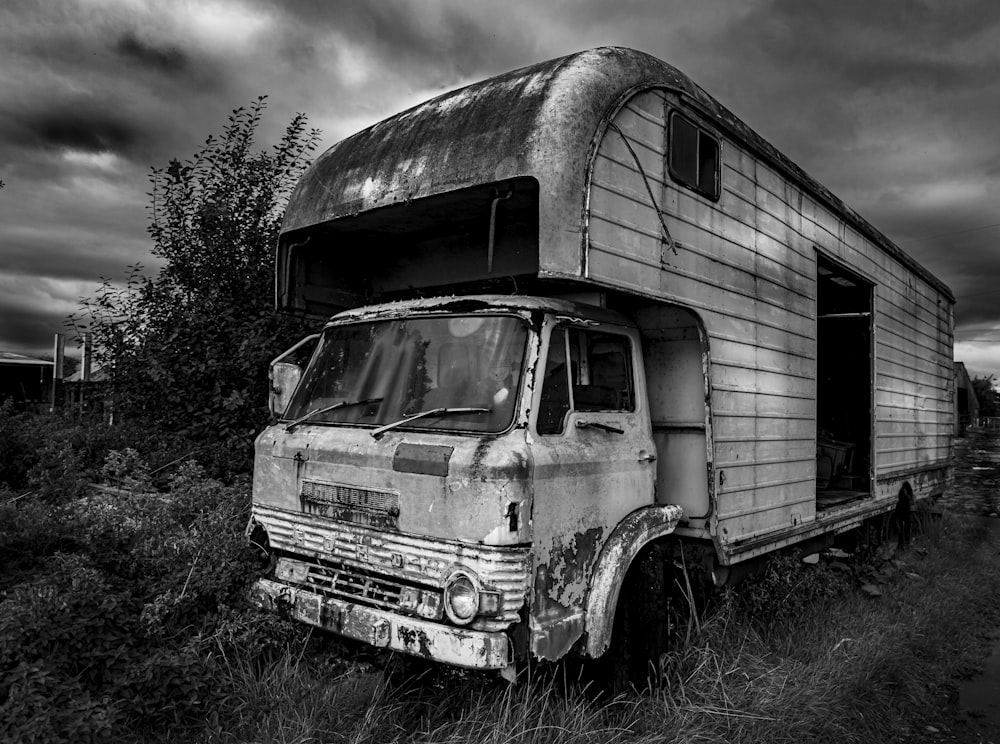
left=277, top=177, right=541, bottom=318
left=815, top=255, right=873, bottom=509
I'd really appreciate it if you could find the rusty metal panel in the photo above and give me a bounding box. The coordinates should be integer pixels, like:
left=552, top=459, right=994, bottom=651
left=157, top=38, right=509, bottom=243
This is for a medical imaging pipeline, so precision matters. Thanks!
left=392, top=443, right=453, bottom=477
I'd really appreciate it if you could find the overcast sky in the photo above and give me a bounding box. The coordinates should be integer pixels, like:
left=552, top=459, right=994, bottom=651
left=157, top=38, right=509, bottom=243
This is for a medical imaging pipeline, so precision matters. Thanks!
left=2, top=0, right=999, bottom=379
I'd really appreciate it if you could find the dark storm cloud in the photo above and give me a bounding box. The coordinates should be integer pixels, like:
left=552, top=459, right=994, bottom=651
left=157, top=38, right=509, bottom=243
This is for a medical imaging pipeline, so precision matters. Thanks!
left=0, top=289, right=79, bottom=357
left=13, top=104, right=140, bottom=155
left=0, top=12, right=223, bottom=169
left=1, top=231, right=151, bottom=285
left=722, top=0, right=1000, bottom=80
left=0, top=1, right=298, bottom=356
left=115, top=32, right=189, bottom=74
left=707, top=1, right=1000, bottom=150
left=268, top=0, right=537, bottom=86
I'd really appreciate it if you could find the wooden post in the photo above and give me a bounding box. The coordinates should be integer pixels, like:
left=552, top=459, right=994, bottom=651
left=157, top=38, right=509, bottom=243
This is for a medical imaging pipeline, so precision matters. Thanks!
left=50, top=333, right=64, bottom=412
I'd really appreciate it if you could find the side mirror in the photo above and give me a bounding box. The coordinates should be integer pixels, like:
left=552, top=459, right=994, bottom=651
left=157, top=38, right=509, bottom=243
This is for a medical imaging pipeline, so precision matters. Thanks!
left=267, top=333, right=319, bottom=421
left=269, top=362, right=302, bottom=419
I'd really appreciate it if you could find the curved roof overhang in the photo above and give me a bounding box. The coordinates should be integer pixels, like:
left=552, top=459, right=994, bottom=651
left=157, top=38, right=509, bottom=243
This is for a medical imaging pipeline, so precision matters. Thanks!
left=282, top=46, right=952, bottom=301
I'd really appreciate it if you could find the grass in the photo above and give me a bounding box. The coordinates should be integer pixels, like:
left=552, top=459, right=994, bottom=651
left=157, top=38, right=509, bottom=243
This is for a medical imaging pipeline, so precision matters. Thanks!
left=158, top=513, right=1000, bottom=744
left=4, top=410, right=999, bottom=742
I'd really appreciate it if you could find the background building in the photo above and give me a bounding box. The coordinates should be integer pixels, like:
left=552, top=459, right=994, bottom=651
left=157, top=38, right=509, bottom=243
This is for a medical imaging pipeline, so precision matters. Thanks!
left=954, top=361, right=980, bottom=433
left=0, top=351, right=53, bottom=406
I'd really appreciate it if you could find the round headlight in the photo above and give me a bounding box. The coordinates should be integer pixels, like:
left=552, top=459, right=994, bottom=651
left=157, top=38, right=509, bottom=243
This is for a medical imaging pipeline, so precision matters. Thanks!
left=444, top=573, right=479, bottom=625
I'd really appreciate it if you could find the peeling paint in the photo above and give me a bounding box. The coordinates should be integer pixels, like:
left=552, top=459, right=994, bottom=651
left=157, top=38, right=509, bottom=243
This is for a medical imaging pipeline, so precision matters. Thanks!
left=546, top=526, right=603, bottom=607
left=254, top=576, right=511, bottom=669
left=506, top=502, right=519, bottom=532
left=398, top=626, right=433, bottom=658
left=529, top=564, right=586, bottom=661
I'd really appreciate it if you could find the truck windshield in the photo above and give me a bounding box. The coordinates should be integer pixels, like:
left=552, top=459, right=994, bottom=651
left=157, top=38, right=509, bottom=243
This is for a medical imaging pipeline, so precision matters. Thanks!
left=284, top=315, right=528, bottom=434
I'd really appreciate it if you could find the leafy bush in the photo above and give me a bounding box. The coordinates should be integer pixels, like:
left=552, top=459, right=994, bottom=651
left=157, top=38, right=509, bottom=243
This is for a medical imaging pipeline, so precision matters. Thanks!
left=100, top=448, right=152, bottom=491
left=0, top=554, right=137, bottom=742
left=0, top=403, right=191, bottom=496
left=2, top=662, right=117, bottom=744
left=70, top=98, right=318, bottom=462
left=0, top=400, right=35, bottom=490
left=0, top=498, right=79, bottom=584
left=0, top=438, right=297, bottom=741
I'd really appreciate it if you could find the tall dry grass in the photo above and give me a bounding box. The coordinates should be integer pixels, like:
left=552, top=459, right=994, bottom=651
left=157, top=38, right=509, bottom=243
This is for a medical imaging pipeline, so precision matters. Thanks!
left=170, top=513, right=1000, bottom=744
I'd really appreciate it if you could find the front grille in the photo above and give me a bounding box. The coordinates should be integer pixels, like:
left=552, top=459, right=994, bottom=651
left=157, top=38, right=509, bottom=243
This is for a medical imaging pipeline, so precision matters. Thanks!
left=301, top=481, right=400, bottom=513
left=300, top=480, right=399, bottom=528
left=277, top=556, right=431, bottom=615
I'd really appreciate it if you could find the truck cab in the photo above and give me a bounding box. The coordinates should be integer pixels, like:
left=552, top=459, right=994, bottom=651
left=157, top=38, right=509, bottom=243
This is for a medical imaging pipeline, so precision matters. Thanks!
left=250, top=295, right=680, bottom=674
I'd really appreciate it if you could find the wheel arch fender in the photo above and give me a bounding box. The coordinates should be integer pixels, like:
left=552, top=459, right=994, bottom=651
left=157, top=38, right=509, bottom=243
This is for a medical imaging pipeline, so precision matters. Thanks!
left=582, top=503, right=683, bottom=658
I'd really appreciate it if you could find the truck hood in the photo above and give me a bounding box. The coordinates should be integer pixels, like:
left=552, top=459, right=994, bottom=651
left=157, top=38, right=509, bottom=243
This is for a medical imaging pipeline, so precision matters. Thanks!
left=252, top=423, right=533, bottom=546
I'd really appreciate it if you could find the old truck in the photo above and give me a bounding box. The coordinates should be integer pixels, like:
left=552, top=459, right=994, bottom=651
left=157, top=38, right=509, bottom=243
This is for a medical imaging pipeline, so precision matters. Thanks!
left=247, top=47, right=954, bottom=682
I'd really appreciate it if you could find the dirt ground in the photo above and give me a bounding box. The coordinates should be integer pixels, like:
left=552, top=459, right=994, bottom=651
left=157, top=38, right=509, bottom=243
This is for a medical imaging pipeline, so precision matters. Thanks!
left=918, top=429, right=1000, bottom=744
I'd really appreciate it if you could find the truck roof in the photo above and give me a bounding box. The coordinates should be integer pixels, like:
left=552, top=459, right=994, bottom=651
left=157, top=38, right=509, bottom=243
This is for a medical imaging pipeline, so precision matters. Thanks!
left=325, top=294, right=633, bottom=328
left=282, top=46, right=952, bottom=302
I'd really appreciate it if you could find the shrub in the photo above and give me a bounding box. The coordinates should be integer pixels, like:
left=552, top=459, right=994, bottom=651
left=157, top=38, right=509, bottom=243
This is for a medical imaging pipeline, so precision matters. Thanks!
left=100, top=448, right=152, bottom=492
left=1, top=662, right=117, bottom=744
left=70, top=98, right=318, bottom=462
left=0, top=400, right=35, bottom=490
left=0, top=440, right=270, bottom=740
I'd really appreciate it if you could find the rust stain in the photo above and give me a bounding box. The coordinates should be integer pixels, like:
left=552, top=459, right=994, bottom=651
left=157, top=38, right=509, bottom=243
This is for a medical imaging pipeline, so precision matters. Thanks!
left=529, top=563, right=586, bottom=661
left=527, top=527, right=603, bottom=661
left=398, top=626, right=433, bottom=658
left=546, top=526, right=603, bottom=606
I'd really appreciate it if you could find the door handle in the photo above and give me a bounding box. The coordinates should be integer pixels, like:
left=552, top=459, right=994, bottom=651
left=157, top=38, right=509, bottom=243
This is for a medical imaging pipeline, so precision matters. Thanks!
left=575, top=420, right=624, bottom=435
left=638, top=452, right=657, bottom=463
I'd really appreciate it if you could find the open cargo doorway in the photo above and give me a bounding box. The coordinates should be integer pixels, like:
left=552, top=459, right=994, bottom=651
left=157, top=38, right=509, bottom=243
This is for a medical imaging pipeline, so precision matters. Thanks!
left=815, top=255, right=873, bottom=509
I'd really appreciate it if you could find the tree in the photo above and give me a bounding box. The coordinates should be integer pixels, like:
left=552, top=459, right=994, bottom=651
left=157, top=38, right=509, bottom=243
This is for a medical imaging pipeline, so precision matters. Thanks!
left=71, top=98, right=319, bottom=468
left=972, top=375, right=1000, bottom=418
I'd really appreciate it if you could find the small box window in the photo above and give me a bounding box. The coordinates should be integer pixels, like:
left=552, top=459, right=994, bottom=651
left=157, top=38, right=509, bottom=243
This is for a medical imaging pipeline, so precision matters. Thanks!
left=668, top=112, right=720, bottom=200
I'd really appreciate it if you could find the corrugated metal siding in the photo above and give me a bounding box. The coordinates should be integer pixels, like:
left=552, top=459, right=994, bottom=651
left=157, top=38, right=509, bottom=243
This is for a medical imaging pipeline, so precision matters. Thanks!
left=587, top=89, right=953, bottom=547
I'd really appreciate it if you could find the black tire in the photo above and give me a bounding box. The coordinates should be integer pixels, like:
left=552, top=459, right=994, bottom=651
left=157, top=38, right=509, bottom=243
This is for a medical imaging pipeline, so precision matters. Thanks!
left=594, top=544, right=671, bottom=694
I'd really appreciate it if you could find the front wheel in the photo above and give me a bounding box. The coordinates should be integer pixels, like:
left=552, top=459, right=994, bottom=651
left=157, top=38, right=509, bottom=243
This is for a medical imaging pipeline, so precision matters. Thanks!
left=594, top=543, right=672, bottom=693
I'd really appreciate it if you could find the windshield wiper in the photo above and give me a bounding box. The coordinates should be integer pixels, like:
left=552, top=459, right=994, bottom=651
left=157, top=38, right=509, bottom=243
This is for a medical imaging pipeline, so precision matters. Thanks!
left=370, top=407, right=490, bottom=439
left=284, top=397, right=384, bottom=432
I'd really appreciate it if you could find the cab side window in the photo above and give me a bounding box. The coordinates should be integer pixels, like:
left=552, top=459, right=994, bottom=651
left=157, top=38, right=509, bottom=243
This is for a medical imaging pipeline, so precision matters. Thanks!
left=537, top=327, right=634, bottom=435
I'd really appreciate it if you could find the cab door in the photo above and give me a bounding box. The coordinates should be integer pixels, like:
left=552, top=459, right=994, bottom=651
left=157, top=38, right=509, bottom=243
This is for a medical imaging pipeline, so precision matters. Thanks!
left=527, top=316, right=656, bottom=659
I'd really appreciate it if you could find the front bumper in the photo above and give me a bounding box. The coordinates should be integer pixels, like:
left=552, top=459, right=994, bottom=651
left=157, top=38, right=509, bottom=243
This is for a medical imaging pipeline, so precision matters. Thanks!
left=251, top=577, right=512, bottom=670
